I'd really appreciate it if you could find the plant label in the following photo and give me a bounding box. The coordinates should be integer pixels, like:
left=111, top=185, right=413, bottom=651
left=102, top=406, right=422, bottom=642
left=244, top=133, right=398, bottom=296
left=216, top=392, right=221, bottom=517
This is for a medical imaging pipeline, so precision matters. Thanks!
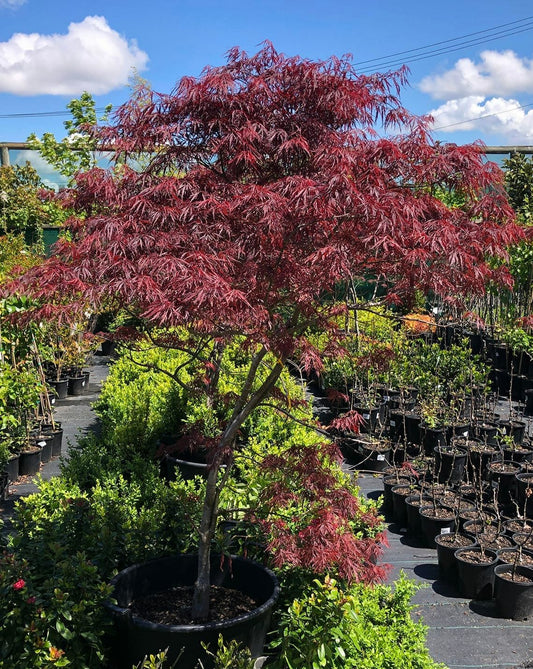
left=440, top=527, right=451, bottom=534
left=38, top=441, right=46, bottom=447
left=377, top=454, right=386, bottom=461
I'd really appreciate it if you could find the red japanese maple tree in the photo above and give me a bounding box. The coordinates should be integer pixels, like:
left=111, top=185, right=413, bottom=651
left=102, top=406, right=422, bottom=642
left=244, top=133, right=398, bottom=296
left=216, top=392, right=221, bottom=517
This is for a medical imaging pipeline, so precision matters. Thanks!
left=16, top=43, right=522, bottom=619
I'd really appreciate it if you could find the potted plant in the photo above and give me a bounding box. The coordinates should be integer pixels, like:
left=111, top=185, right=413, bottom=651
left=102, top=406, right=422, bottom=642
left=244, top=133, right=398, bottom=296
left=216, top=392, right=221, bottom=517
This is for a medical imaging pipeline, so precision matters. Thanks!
left=12, top=44, right=522, bottom=667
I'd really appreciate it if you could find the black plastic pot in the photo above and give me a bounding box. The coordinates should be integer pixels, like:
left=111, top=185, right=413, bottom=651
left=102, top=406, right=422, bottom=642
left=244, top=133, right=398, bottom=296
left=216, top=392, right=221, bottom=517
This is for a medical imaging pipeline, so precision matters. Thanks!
left=435, top=533, right=476, bottom=582
left=353, top=405, right=380, bottom=434
left=405, top=494, right=432, bottom=536
left=68, top=375, right=86, bottom=396
left=494, top=564, right=533, bottom=620
left=421, top=426, right=447, bottom=456
left=419, top=505, right=456, bottom=548
left=18, top=447, right=42, bottom=477
left=474, top=421, right=500, bottom=447
left=500, top=420, right=527, bottom=446
left=105, top=554, right=280, bottom=669
left=403, top=413, right=422, bottom=446
left=391, top=484, right=413, bottom=526
left=433, top=446, right=467, bottom=486
left=5, top=453, right=19, bottom=483
left=454, top=547, right=498, bottom=600
left=466, top=443, right=498, bottom=483
left=382, top=475, right=413, bottom=512
left=358, top=444, right=390, bottom=472
left=161, top=453, right=210, bottom=481
left=388, top=410, right=406, bottom=444
left=48, top=377, right=68, bottom=400
left=489, top=461, right=521, bottom=506
left=33, top=435, right=53, bottom=464
left=515, top=473, right=533, bottom=517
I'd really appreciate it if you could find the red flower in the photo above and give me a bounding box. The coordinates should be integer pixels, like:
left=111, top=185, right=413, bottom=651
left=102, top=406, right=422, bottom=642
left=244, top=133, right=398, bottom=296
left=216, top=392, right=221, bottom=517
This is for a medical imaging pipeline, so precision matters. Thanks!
left=12, top=579, right=25, bottom=590
left=27, top=596, right=36, bottom=604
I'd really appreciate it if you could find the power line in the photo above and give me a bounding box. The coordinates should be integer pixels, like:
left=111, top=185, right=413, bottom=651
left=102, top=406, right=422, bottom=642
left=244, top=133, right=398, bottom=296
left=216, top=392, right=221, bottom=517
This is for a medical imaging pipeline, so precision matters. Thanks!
left=357, top=23, right=533, bottom=73
left=0, top=107, right=111, bottom=119
left=433, top=101, right=533, bottom=130
left=355, top=15, right=533, bottom=66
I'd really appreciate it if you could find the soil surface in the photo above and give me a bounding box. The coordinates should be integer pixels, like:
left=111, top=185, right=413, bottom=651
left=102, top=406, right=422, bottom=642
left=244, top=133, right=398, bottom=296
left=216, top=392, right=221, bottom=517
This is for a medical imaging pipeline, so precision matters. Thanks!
left=456, top=549, right=495, bottom=565
left=130, top=586, right=258, bottom=625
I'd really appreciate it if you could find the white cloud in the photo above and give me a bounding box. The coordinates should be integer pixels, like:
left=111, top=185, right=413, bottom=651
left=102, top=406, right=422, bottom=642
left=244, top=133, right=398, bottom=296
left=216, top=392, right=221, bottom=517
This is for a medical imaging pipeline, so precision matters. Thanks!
left=0, top=0, right=27, bottom=8
left=420, top=50, right=533, bottom=101
left=429, top=95, right=533, bottom=142
left=0, top=15, right=148, bottom=95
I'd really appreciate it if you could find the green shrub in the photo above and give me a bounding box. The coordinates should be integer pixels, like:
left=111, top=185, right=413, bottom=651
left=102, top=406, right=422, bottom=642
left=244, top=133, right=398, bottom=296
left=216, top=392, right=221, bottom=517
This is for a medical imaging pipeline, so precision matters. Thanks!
left=10, top=470, right=202, bottom=580
left=270, top=574, right=445, bottom=669
left=0, top=550, right=112, bottom=669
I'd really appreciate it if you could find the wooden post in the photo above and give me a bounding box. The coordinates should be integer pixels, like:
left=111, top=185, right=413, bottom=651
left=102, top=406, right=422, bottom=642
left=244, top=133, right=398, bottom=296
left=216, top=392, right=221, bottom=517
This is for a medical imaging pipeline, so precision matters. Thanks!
left=0, top=145, right=9, bottom=166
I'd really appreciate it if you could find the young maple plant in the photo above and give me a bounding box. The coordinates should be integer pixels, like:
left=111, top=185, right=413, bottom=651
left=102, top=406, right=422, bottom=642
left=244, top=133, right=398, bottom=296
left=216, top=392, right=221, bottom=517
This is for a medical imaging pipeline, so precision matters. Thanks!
left=15, top=43, right=522, bottom=619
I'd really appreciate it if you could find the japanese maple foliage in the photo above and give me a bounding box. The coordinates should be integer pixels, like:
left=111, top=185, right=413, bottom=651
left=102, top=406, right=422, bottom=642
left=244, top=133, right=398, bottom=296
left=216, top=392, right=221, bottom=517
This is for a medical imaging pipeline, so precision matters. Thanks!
left=14, top=43, right=522, bottom=619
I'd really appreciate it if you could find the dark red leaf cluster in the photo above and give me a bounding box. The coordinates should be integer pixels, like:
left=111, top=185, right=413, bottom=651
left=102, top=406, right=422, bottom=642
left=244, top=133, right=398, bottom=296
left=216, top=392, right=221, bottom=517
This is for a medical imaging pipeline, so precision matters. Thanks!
left=10, top=43, right=521, bottom=365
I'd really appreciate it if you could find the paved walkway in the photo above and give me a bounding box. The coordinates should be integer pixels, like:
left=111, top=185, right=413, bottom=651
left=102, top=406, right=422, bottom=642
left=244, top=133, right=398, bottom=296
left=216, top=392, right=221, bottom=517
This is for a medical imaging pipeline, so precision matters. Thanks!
left=0, top=354, right=110, bottom=534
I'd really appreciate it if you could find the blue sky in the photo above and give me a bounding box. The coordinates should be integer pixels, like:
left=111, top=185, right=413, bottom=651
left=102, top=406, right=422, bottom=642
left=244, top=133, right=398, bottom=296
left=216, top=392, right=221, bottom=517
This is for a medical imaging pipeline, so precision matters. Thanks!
left=1, top=0, right=533, bottom=151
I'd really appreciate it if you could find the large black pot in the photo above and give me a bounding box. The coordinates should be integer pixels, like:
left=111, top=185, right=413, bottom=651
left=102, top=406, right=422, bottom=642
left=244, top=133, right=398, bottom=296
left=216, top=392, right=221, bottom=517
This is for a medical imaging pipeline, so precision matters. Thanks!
left=105, top=554, right=280, bottom=669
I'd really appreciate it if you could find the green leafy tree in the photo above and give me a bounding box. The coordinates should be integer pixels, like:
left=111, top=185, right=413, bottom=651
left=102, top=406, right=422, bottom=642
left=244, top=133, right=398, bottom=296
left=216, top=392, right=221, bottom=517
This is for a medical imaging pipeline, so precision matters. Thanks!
left=27, top=92, right=112, bottom=182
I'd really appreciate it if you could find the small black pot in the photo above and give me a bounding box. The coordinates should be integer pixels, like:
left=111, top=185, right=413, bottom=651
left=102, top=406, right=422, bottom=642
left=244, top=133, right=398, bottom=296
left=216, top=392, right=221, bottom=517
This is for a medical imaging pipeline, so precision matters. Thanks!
left=68, top=375, right=86, bottom=396
left=391, top=484, right=414, bottom=526
left=419, top=505, right=456, bottom=548
left=161, top=453, right=210, bottom=481
left=433, top=446, right=467, bottom=486
left=382, top=475, right=414, bottom=512
left=5, top=453, right=19, bottom=483
left=405, top=494, right=432, bottom=536
left=421, top=426, right=447, bottom=456
left=18, top=447, right=42, bottom=477
left=105, top=554, right=280, bottom=669
left=435, top=533, right=476, bottom=582
left=489, top=461, right=522, bottom=506
left=33, top=435, right=53, bottom=464
left=48, top=377, right=68, bottom=400
left=454, top=547, right=498, bottom=600
left=494, top=564, right=533, bottom=620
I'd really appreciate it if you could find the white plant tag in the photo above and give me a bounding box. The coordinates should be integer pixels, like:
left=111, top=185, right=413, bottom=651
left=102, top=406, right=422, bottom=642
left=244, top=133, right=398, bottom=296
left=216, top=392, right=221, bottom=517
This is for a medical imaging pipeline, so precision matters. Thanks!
left=363, top=413, right=370, bottom=420
left=377, top=454, right=386, bottom=461
left=440, top=527, right=451, bottom=535
left=38, top=441, right=46, bottom=447
left=82, top=381, right=85, bottom=386
left=390, top=420, right=396, bottom=426
left=51, top=398, right=55, bottom=405
left=463, top=431, right=468, bottom=437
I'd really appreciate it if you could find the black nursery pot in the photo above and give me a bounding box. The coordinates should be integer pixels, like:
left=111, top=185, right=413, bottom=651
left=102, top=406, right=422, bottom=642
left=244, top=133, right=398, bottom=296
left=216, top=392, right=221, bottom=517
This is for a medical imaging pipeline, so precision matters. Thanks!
left=421, top=426, right=447, bottom=457
left=433, top=446, right=467, bottom=486
left=67, top=374, right=86, bottom=396
left=48, top=378, right=68, bottom=400
left=494, top=564, right=533, bottom=620
left=419, top=505, right=456, bottom=549
left=105, top=554, right=280, bottom=669
left=161, top=452, right=210, bottom=481
left=454, top=547, right=498, bottom=600
left=435, top=533, right=476, bottom=582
